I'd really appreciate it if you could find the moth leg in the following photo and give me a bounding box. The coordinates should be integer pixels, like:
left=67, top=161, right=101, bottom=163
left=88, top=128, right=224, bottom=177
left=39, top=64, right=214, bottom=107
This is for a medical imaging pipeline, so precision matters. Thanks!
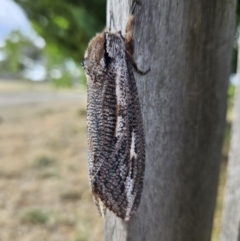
left=131, top=0, right=141, bottom=14
left=125, top=1, right=150, bottom=75
left=126, top=50, right=150, bottom=75
left=125, top=15, right=134, bottom=57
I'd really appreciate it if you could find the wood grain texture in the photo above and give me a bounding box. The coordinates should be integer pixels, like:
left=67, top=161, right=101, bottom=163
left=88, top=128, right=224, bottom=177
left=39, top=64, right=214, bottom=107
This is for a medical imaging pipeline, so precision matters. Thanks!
left=220, top=40, right=240, bottom=241
left=105, top=0, right=236, bottom=240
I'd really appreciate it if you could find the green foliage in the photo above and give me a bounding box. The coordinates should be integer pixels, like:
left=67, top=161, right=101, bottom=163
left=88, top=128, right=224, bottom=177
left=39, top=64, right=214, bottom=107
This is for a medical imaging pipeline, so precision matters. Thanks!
left=14, top=0, right=106, bottom=62
left=43, top=43, right=82, bottom=87
left=232, top=0, right=240, bottom=73
left=237, top=0, right=240, bottom=29
left=52, top=74, right=73, bottom=88
left=228, top=83, right=236, bottom=106
left=0, top=31, right=42, bottom=78
left=0, top=30, right=85, bottom=86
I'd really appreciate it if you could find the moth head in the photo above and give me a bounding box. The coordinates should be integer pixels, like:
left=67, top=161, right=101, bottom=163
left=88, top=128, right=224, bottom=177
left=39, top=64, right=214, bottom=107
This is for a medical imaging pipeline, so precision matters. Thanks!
left=82, top=32, right=111, bottom=79
left=104, top=32, right=125, bottom=58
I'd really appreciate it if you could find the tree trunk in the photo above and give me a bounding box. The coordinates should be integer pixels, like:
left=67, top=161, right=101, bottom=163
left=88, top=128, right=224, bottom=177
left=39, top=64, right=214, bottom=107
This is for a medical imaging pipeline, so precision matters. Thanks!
left=105, top=0, right=236, bottom=240
left=220, top=38, right=240, bottom=241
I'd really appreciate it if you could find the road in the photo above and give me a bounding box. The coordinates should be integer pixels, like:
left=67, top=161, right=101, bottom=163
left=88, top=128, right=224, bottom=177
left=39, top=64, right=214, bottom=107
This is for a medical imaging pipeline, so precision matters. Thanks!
left=0, top=91, right=86, bottom=106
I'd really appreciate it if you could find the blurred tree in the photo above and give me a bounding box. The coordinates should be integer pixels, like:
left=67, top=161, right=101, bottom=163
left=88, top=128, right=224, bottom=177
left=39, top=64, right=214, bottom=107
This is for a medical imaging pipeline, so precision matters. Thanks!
left=0, top=30, right=81, bottom=86
left=13, top=0, right=106, bottom=63
left=0, top=30, right=42, bottom=79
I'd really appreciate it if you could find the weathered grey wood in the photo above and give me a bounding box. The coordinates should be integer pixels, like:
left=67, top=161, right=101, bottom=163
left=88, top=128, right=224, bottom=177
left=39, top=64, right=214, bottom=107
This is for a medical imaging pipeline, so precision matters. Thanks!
left=220, top=39, right=240, bottom=241
left=105, top=0, right=236, bottom=240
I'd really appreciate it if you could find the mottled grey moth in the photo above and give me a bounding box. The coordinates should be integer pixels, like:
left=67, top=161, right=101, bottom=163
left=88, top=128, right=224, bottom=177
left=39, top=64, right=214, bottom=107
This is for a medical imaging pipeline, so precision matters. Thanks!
left=82, top=10, right=147, bottom=220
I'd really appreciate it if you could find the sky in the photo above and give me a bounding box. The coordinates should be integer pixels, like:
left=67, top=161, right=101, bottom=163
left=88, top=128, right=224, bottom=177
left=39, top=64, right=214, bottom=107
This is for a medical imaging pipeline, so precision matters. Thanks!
left=0, top=0, right=44, bottom=47
left=0, top=0, right=238, bottom=84
left=0, top=0, right=31, bottom=38
left=0, top=0, right=46, bottom=81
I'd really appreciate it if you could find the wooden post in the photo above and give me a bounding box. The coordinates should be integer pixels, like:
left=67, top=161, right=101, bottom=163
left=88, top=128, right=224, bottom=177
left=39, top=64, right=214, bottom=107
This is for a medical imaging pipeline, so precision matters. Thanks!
left=105, top=0, right=236, bottom=240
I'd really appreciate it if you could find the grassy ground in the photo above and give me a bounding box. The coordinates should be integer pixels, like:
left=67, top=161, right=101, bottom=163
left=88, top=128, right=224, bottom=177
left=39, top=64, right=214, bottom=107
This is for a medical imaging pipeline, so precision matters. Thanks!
left=211, top=161, right=227, bottom=241
left=211, top=111, right=232, bottom=241
left=0, top=80, right=231, bottom=241
left=0, top=81, right=103, bottom=241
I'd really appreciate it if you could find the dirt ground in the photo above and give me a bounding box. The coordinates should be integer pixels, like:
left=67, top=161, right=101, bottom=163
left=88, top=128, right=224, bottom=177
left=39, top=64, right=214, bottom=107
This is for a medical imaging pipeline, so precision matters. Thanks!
left=0, top=81, right=103, bottom=241
left=0, top=80, right=228, bottom=241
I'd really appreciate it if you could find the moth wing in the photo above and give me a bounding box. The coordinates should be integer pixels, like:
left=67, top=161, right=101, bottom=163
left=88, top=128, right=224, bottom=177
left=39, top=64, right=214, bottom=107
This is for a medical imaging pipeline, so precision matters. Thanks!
left=92, top=61, right=144, bottom=220
left=87, top=32, right=145, bottom=220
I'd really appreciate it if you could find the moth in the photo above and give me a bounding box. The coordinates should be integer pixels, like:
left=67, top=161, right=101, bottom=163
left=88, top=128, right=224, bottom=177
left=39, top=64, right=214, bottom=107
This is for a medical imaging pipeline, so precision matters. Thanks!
left=82, top=8, right=147, bottom=220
